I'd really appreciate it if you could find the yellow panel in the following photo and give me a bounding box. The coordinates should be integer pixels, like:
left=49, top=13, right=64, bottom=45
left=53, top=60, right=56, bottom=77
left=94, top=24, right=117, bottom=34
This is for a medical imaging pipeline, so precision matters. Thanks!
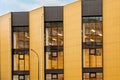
left=64, top=1, right=82, bottom=80
left=103, top=0, right=120, bottom=80
left=30, top=7, right=44, bottom=80
left=0, top=13, right=12, bottom=80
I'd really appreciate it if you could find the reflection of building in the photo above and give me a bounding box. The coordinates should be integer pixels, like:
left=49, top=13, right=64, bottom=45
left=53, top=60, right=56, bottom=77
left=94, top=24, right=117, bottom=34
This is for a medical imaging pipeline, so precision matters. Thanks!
left=0, top=0, right=120, bottom=80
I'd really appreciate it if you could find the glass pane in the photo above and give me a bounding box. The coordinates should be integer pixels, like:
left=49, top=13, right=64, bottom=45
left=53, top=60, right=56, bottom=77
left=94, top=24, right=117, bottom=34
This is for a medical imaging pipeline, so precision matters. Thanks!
left=52, top=74, right=57, bottom=79
left=83, top=49, right=89, bottom=67
left=25, top=75, right=29, bottom=80
left=90, top=55, right=96, bottom=67
left=14, top=54, right=19, bottom=70
left=96, top=23, right=102, bottom=42
left=19, top=60, right=24, bottom=70
left=96, top=73, right=102, bottom=79
left=52, top=28, right=58, bottom=37
left=13, top=32, right=19, bottom=49
left=96, top=49, right=102, bottom=67
left=25, top=54, right=29, bottom=70
left=46, top=28, right=51, bottom=46
left=90, top=23, right=95, bottom=42
left=18, top=41, right=24, bottom=49
left=20, top=75, right=24, bottom=79
left=83, top=23, right=90, bottom=42
left=24, top=41, right=29, bottom=48
left=52, top=28, right=57, bottom=46
left=58, top=74, right=64, bottom=80
left=58, top=28, right=63, bottom=46
left=46, top=74, right=51, bottom=80
left=52, top=57, right=57, bottom=69
left=13, top=75, right=18, bottom=80
left=52, top=37, right=57, bottom=46
left=83, top=73, right=89, bottom=79
left=46, top=52, right=52, bottom=69
left=58, top=52, right=63, bottom=69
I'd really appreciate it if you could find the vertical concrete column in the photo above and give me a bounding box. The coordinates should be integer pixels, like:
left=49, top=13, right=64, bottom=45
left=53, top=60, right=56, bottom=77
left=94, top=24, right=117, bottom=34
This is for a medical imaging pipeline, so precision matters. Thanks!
left=64, top=1, right=82, bottom=80
left=0, top=13, right=12, bottom=80
left=30, top=7, right=44, bottom=80
left=103, top=0, right=120, bottom=80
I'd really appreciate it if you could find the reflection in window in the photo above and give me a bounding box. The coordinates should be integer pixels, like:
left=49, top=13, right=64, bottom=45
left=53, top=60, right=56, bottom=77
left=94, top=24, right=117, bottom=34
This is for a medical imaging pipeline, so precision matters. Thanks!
left=13, top=29, right=29, bottom=80
left=83, top=73, right=102, bottom=80
left=83, top=17, right=102, bottom=46
left=46, top=52, right=63, bottom=69
left=83, top=48, right=102, bottom=68
left=82, top=17, right=103, bottom=80
left=13, top=75, right=29, bottom=80
left=46, top=74, right=64, bottom=80
left=13, top=32, right=29, bottom=49
left=45, top=22, right=63, bottom=46
left=45, top=22, right=64, bottom=80
left=13, top=53, right=29, bottom=71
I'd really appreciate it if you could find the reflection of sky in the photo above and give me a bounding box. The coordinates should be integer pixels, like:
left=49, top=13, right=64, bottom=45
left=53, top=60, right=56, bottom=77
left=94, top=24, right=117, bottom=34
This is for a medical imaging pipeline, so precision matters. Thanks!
left=0, top=0, right=77, bottom=16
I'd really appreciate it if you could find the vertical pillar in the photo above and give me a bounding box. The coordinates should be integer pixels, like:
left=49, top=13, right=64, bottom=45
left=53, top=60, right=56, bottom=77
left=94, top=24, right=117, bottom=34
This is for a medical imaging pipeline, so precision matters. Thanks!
left=64, top=1, right=82, bottom=80
left=103, top=0, right=120, bottom=79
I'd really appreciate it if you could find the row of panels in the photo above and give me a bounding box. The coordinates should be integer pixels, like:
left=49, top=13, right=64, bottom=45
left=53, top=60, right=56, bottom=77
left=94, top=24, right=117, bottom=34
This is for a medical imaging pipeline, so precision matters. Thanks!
left=0, top=0, right=120, bottom=80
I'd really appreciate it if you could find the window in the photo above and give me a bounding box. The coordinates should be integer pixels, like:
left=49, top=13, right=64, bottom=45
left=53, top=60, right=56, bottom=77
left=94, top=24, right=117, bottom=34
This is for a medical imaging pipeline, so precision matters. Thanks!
left=82, top=17, right=102, bottom=46
left=83, top=48, right=102, bottom=68
left=83, top=73, right=102, bottom=80
left=45, top=22, right=64, bottom=80
left=45, top=22, right=63, bottom=46
left=46, top=52, right=63, bottom=69
left=46, top=74, right=64, bottom=80
left=12, top=27, right=29, bottom=80
left=82, top=17, right=103, bottom=80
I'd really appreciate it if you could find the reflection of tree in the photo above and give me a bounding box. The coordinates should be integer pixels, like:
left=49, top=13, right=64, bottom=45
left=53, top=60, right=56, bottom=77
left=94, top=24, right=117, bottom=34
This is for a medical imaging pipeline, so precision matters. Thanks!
left=59, top=76, right=64, bottom=80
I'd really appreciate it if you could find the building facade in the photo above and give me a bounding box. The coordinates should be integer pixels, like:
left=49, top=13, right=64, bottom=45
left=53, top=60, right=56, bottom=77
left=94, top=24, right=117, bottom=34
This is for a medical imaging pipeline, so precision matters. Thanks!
left=0, top=12, right=29, bottom=80
left=0, top=0, right=120, bottom=80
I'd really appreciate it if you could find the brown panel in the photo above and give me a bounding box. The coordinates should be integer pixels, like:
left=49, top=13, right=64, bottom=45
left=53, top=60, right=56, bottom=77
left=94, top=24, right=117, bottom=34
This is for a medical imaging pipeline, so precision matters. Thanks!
left=103, top=0, right=120, bottom=80
left=30, top=7, right=44, bottom=80
left=12, top=12, right=29, bottom=27
left=82, top=0, right=102, bottom=16
left=0, top=13, right=12, bottom=80
left=44, top=6, right=63, bottom=21
left=64, top=1, right=82, bottom=80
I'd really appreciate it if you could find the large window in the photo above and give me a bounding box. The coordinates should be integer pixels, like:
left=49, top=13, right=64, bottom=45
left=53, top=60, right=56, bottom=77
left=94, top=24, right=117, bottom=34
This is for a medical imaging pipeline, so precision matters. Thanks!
left=45, top=22, right=64, bottom=80
left=45, top=22, right=63, bottom=46
left=83, top=17, right=102, bottom=47
left=82, top=17, right=103, bottom=80
left=12, top=27, right=29, bottom=80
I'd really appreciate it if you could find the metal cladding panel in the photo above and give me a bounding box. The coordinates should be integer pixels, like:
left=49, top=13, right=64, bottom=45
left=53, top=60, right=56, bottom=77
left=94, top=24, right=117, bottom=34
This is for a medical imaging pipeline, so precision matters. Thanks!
left=103, top=0, right=120, bottom=80
left=64, top=1, right=82, bottom=80
left=30, top=7, right=44, bottom=80
left=0, top=13, right=12, bottom=80
left=44, top=6, right=63, bottom=21
left=82, top=0, right=102, bottom=16
left=12, top=12, right=29, bottom=26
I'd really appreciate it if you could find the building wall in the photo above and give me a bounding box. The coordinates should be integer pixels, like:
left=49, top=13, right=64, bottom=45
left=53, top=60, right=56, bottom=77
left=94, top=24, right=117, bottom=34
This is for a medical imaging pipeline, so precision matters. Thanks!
left=0, top=13, right=12, bottom=80
left=29, top=7, right=44, bottom=80
left=64, top=1, right=82, bottom=80
left=103, top=0, right=120, bottom=80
